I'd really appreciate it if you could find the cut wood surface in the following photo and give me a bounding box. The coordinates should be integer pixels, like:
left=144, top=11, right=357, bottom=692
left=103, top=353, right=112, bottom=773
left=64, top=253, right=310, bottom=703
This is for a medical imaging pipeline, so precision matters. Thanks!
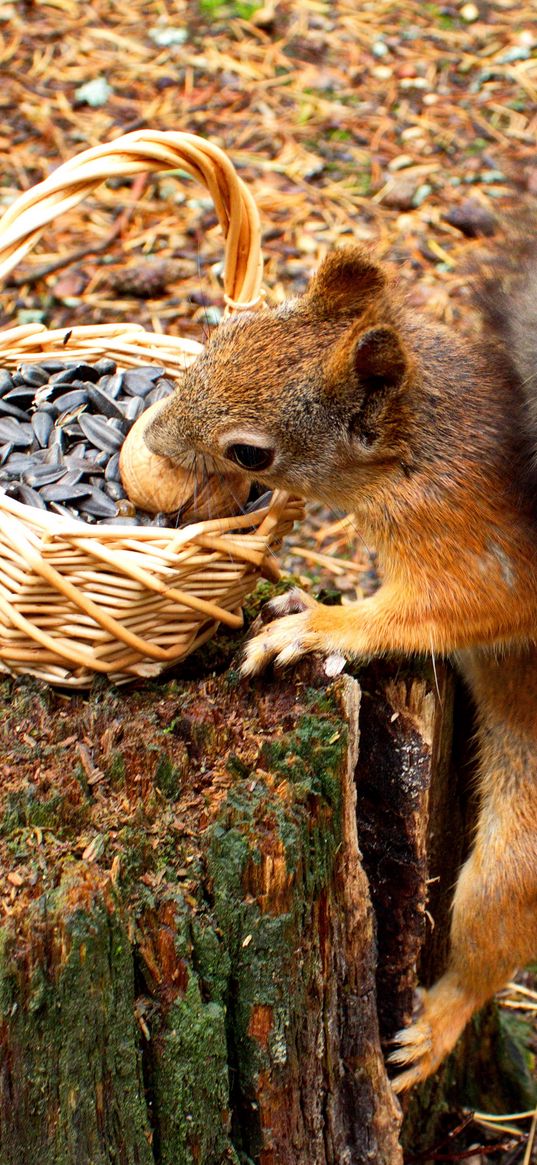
left=0, top=623, right=531, bottom=1165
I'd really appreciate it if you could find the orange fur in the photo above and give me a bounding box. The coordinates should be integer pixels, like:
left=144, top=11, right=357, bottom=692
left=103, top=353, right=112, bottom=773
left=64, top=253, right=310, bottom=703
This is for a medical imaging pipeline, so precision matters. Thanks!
left=148, top=245, right=537, bottom=1088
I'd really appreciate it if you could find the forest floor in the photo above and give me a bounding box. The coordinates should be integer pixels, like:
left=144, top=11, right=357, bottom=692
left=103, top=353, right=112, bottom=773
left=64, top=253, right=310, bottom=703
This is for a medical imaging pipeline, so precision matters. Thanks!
left=0, top=0, right=536, bottom=1160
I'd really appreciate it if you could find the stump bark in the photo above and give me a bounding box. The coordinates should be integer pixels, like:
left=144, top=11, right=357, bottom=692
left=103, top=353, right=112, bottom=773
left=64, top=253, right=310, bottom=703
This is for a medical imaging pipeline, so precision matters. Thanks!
left=0, top=615, right=533, bottom=1165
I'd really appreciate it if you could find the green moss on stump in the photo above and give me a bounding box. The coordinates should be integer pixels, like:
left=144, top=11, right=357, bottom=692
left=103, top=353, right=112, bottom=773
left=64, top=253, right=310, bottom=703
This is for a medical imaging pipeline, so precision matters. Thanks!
left=0, top=652, right=355, bottom=1165
left=205, top=688, right=349, bottom=1159
left=0, top=869, right=153, bottom=1165
left=152, top=978, right=231, bottom=1165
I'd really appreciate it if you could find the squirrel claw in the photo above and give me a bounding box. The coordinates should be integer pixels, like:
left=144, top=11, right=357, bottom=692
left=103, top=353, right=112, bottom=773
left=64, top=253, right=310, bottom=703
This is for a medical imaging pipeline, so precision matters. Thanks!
left=241, top=605, right=323, bottom=676
left=388, top=977, right=476, bottom=1091
left=242, top=589, right=324, bottom=676
left=388, top=1019, right=435, bottom=1092
left=261, top=587, right=319, bottom=619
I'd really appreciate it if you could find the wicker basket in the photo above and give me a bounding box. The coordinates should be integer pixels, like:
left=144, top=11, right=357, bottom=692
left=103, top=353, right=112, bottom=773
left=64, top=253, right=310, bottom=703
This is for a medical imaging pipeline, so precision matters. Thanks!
left=0, top=130, right=301, bottom=687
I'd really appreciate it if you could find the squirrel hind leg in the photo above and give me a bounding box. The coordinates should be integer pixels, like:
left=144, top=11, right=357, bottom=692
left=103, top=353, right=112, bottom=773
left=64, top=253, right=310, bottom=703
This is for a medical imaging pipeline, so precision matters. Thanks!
left=389, top=973, right=478, bottom=1092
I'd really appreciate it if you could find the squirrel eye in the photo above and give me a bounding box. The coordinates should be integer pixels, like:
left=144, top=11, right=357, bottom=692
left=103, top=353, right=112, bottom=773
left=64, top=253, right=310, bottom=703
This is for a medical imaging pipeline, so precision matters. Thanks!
left=224, top=443, right=275, bottom=471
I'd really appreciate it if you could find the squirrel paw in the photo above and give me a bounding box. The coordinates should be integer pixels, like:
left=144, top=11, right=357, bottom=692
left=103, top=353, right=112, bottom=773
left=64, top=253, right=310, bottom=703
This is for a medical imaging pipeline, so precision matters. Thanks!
left=242, top=589, right=345, bottom=676
left=242, top=609, right=321, bottom=675
left=388, top=976, right=476, bottom=1092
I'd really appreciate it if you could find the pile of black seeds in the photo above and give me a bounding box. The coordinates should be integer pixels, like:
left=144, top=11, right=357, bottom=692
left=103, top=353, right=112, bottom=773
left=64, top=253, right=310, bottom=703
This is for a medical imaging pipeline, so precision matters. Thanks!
left=0, top=358, right=189, bottom=527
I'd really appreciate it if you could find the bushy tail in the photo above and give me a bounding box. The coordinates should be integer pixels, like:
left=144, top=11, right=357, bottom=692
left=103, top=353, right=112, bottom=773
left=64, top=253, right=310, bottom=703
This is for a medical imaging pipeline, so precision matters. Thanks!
left=474, top=232, right=537, bottom=464
left=478, top=238, right=537, bottom=389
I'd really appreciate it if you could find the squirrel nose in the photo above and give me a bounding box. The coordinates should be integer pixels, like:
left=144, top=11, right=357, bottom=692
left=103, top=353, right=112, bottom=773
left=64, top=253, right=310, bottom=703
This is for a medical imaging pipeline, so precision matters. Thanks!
left=223, top=443, right=275, bottom=472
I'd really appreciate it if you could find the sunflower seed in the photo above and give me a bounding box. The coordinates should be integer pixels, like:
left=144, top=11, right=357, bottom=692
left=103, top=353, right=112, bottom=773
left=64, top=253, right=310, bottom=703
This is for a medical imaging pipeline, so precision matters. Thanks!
left=111, top=422, right=128, bottom=438
left=3, top=452, right=35, bottom=474
left=0, top=370, right=14, bottom=396
left=122, top=367, right=165, bottom=397
left=56, top=408, right=87, bottom=433
left=31, top=412, right=54, bottom=448
left=0, top=357, right=258, bottom=532
left=43, top=442, right=63, bottom=466
left=49, top=367, right=83, bottom=387
left=98, top=516, right=139, bottom=526
left=246, top=490, right=272, bottom=513
left=53, top=362, right=100, bottom=385
left=0, top=399, right=32, bottom=422
left=146, top=381, right=175, bottom=405
left=104, top=452, right=121, bottom=481
left=57, top=468, right=84, bottom=488
left=94, top=450, right=111, bottom=468
left=98, top=371, right=123, bottom=398
left=123, top=396, right=144, bottom=422
left=22, top=464, right=66, bottom=487
left=78, top=413, right=124, bottom=451
left=4, top=386, right=36, bottom=404
left=92, top=358, right=117, bottom=376
left=39, top=359, right=73, bottom=374
left=54, top=389, right=89, bottom=413
left=78, top=487, right=117, bottom=517
left=87, top=385, right=125, bottom=418
left=33, top=385, right=55, bottom=406
left=104, top=480, right=126, bottom=501
left=47, top=427, right=66, bottom=453
left=18, top=363, right=49, bottom=388
left=48, top=500, right=81, bottom=519
left=0, top=419, right=33, bottom=446
left=39, top=481, right=93, bottom=503
left=7, top=482, right=47, bottom=509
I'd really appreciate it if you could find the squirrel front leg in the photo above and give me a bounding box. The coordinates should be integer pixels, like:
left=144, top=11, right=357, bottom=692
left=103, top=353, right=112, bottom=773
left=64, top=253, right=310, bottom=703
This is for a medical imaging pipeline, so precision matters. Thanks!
left=242, top=585, right=431, bottom=676
left=241, top=581, right=506, bottom=676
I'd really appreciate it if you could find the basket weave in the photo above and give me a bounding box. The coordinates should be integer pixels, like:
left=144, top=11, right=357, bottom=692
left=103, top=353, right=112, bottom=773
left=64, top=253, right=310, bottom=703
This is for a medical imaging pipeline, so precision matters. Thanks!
left=0, top=130, right=300, bottom=687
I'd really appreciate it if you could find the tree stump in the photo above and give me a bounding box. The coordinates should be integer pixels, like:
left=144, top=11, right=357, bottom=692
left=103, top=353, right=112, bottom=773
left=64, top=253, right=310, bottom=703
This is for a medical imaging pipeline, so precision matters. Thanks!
left=0, top=613, right=533, bottom=1164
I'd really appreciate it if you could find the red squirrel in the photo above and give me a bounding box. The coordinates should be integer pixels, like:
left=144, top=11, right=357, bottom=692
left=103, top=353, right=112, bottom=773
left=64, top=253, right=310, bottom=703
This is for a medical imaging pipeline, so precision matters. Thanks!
left=146, top=244, right=537, bottom=1090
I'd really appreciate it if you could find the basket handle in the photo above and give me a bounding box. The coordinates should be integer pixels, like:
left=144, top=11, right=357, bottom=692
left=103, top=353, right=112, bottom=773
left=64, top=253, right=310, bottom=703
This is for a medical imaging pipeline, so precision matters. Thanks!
left=0, top=130, right=263, bottom=309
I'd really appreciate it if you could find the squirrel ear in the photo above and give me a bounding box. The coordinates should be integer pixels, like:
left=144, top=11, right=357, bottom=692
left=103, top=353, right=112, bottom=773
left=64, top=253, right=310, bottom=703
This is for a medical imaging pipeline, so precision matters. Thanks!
left=305, top=245, right=387, bottom=317
left=353, top=326, right=408, bottom=393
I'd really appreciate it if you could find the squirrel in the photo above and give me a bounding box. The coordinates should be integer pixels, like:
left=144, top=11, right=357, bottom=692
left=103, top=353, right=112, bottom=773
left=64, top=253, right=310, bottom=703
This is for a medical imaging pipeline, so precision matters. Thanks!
left=146, top=242, right=537, bottom=1091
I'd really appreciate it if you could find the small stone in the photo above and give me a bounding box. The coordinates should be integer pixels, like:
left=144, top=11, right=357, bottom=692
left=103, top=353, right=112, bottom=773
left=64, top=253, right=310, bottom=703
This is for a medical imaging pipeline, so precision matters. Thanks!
left=460, top=2, right=479, bottom=20
left=444, top=198, right=496, bottom=237
left=396, top=62, right=417, bottom=78
left=372, top=65, right=393, bottom=80
left=412, top=183, right=433, bottom=207
left=497, top=45, right=530, bottom=63
left=400, top=77, right=428, bottom=89
left=148, top=25, right=188, bottom=46
left=382, top=172, right=421, bottom=210
left=75, top=77, right=111, bottom=107
left=388, top=154, right=414, bottom=172
left=107, top=261, right=173, bottom=299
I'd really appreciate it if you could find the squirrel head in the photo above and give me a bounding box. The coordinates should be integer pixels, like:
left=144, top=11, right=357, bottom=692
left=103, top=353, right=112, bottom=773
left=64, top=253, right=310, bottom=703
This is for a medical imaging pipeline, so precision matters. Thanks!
left=146, top=246, right=416, bottom=510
